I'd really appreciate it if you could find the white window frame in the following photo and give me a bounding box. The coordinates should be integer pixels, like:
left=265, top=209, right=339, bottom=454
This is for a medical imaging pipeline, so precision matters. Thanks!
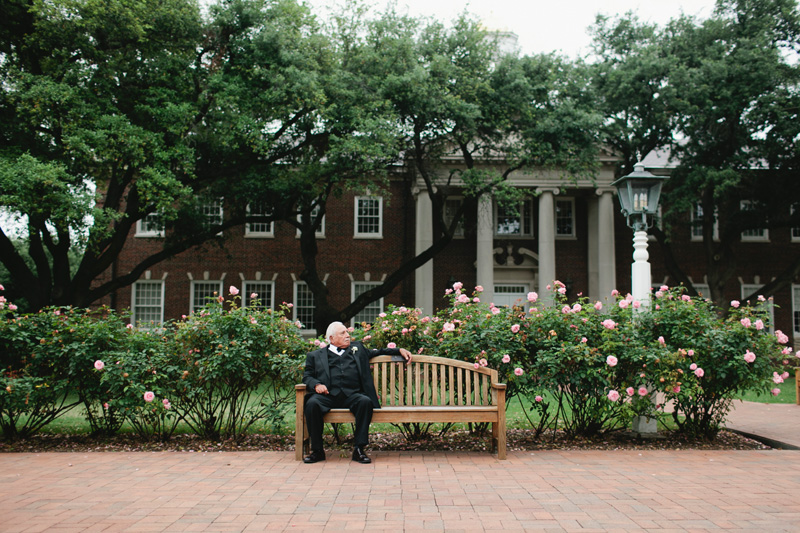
left=351, top=281, right=384, bottom=326
left=741, top=283, right=774, bottom=332
left=201, top=197, right=224, bottom=236
left=555, top=198, right=576, bottom=239
left=792, top=285, right=800, bottom=337
left=242, top=281, right=275, bottom=310
left=135, top=212, right=164, bottom=238
left=690, top=203, right=719, bottom=242
left=495, top=199, right=534, bottom=237
left=791, top=205, right=800, bottom=243
left=693, top=283, right=711, bottom=301
left=131, top=280, right=165, bottom=327
left=740, top=200, right=769, bottom=242
left=493, top=284, right=531, bottom=311
left=443, top=197, right=465, bottom=238
left=245, top=202, right=274, bottom=238
left=293, top=281, right=316, bottom=334
left=296, top=204, right=325, bottom=238
left=190, top=280, right=223, bottom=313
left=354, top=196, right=383, bottom=239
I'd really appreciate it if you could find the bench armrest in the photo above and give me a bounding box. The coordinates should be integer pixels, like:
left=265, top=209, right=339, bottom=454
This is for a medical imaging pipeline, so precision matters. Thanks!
left=491, top=383, right=507, bottom=390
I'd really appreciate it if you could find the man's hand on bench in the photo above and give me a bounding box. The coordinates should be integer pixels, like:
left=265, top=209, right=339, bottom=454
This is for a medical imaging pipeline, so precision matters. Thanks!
left=399, top=348, right=412, bottom=364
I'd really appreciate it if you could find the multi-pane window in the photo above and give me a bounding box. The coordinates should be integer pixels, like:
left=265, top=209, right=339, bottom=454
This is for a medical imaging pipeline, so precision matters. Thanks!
left=136, top=212, right=164, bottom=237
left=495, top=200, right=533, bottom=236
left=294, top=282, right=315, bottom=331
left=555, top=199, right=575, bottom=237
left=297, top=204, right=325, bottom=237
left=354, top=197, right=383, bottom=238
left=242, top=281, right=274, bottom=310
left=740, top=200, right=768, bottom=241
left=191, top=281, right=223, bottom=313
left=131, top=281, right=164, bottom=327
left=444, top=198, right=465, bottom=237
left=793, top=285, right=800, bottom=336
left=201, top=197, right=224, bottom=234
left=741, top=283, right=774, bottom=332
left=245, top=202, right=273, bottom=237
left=691, top=203, right=719, bottom=241
left=693, top=283, right=710, bottom=300
left=352, top=282, right=383, bottom=326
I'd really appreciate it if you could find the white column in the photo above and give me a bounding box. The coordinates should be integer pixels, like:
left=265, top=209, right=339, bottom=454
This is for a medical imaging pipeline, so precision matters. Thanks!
left=414, top=188, right=434, bottom=316
left=597, top=190, right=617, bottom=305
left=476, top=194, right=494, bottom=295
left=537, top=189, right=556, bottom=302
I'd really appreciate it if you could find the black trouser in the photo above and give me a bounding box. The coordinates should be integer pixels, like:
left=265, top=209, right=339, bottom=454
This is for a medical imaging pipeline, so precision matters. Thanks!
left=304, top=392, right=374, bottom=452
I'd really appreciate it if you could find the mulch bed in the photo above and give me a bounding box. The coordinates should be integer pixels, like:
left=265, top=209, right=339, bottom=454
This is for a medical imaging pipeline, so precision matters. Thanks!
left=0, top=428, right=771, bottom=453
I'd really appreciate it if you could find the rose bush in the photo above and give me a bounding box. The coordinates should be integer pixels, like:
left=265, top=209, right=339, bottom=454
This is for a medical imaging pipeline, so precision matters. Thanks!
left=170, top=289, right=307, bottom=440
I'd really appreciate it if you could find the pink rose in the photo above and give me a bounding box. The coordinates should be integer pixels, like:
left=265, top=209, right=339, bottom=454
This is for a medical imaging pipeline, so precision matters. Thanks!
left=690, top=363, right=697, bottom=370
left=457, top=294, right=470, bottom=304
left=162, top=399, right=171, bottom=410
left=143, top=391, right=155, bottom=402
left=687, top=350, right=695, bottom=356
left=474, top=363, right=480, bottom=369
left=638, top=387, right=648, bottom=396
left=94, top=360, right=104, bottom=371
left=776, top=330, right=789, bottom=344
left=626, top=387, right=635, bottom=397
left=572, top=303, right=582, bottom=312
left=562, top=305, right=572, bottom=314
left=658, top=336, right=666, bottom=346
left=480, top=358, right=488, bottom=367
left=580, top=337, right=588, bottom=343
left=660, top=285, right=669, bottom=292
left=387, top=342, right=397, bottom=349
left=754, top=319, right=764, bottom=330
left=229, top=286, right=239, bottom=296
left=731, top=300, right=740, bottom=308
left=8, top=304, right=16, bottom=311
left=632, top=300, right=641, bottom=309
left=527, top=292, right=538, bottom=302
left=443, top=322, right=455, bottom=332
left=773, top=372, right=784, bottom=384
left=502, top=354, right=511, bottom=363
left=602, top=319, right=616, bottom=330
left=740, top=317, right=751, bottom=328
left=744, top=350, right=756, bottom=363
left=473, top=297, right=480, bottom=303
left=491, top=307, right=500, bottom=315
left=772, top=388, right=781, bottom=396
left=558, top=287, right=567, bottom=295
left=618, top=300, right=629, bottom=309
left=475, top=285, right=484, bottom=292
left=611, top=289, right=620, bottom=296
left=673, top=386, right=681, bottom=393
left=594, top=301, right=602, bottom=311
left=607, top=390, right=620, bottom=402
left=606, top=355, right=618, bottom=367
left=126, top=324, right=134, bottom=329
left=782, top=371, right=790, bottom=379
left=514, top=367, right=524, bottom=376
left=511, top=324, right=520, bottom=333
left=250, top=292, right=258, bottom=299
left=453, top=281, right=463, bottom=291
left=694, top=367, right=704, bottom=378
left=681, top=294, right=691, bottom=302
left=535, top=395, right=543, bottom=402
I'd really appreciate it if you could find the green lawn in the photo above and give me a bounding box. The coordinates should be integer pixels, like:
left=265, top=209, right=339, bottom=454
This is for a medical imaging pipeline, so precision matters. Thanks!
left=735, top=376, right=796, bottom=404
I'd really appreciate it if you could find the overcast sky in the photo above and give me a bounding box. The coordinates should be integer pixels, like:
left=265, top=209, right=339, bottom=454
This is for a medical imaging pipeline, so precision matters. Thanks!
left=305, top=0, right=718, bottom=58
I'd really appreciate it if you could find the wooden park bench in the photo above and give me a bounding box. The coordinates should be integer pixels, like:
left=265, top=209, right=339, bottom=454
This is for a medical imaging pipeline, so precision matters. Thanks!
left=295, top=354, right=507, bottom=460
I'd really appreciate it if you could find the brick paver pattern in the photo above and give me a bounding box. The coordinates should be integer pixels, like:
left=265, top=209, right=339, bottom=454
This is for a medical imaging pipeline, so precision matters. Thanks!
left=2, top=449, right=800, bottom=532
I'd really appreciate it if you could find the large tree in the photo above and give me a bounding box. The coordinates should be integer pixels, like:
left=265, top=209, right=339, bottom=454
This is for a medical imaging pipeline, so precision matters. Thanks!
left=0, top=0, right=397, bottom=311
left=296, top=7, right=602, bottom=328
left=591, top=0, right=800, bottom=305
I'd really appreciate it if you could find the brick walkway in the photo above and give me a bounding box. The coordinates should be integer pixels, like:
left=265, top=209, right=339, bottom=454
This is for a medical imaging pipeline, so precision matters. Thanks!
left=1, top=401, right=800, bottom=532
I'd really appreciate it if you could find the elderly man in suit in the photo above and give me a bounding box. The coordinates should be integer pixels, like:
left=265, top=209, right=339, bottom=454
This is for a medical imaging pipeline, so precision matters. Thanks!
left=302, top=321, right=412, bottom=464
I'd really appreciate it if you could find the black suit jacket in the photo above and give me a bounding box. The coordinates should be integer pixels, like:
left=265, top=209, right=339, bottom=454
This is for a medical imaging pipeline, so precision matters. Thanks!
left=302, top=341, right=400, bottom=408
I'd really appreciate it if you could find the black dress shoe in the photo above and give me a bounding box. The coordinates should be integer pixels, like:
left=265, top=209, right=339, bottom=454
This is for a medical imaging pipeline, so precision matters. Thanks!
left=303, top=450, right=326, bottom=464
left=352, top=446, right=371, bottom=464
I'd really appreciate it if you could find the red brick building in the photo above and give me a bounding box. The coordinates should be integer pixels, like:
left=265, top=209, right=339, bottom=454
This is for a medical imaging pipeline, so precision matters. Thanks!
left=109, top=155, right=800, bottom=346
